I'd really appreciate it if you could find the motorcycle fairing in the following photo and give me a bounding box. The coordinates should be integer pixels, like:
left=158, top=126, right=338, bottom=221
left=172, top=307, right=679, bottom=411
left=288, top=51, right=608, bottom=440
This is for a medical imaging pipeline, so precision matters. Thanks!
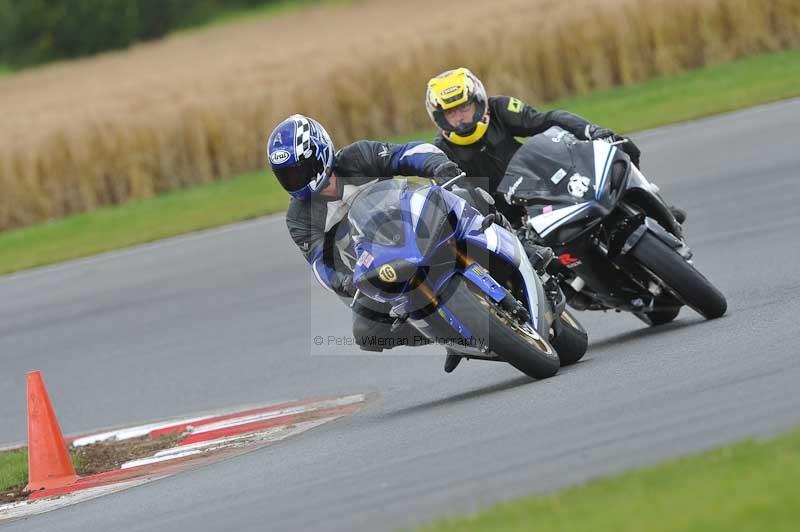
left=460, top=211, right=545, bottom=331
left=529, top=201, right=592, bottom=238
left=349, top=179, right=547, bottom=335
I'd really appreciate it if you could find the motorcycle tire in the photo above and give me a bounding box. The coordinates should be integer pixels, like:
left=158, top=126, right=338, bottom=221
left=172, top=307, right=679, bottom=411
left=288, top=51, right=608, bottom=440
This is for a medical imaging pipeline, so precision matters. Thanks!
left=551, top=309, right=588, bottom=366
left=629, top=232, right=727, bottom=320
left=440, top=275, right=560, bottom=379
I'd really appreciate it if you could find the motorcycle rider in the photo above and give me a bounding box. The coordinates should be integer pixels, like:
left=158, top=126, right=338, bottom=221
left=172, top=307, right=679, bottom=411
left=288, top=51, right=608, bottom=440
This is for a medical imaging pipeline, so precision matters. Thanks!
left=268, top=113, right=475, bottom=368
left=424, top=67, right=686, bottom=224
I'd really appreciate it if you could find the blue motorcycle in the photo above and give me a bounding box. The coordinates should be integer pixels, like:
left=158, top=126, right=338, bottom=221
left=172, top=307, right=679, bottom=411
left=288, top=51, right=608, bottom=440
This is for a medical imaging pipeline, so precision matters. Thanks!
left=345, top=177, right=588, bottom=379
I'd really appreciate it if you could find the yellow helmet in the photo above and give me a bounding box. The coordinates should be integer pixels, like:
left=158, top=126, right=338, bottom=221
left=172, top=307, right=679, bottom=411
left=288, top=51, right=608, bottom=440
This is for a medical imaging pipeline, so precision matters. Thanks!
left=426, top=67, right=489, bottom=146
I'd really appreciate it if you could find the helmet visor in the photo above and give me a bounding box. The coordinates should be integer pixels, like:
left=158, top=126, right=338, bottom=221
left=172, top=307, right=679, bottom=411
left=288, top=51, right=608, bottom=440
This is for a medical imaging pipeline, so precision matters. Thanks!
left=274, top=156, right=325, bottom=194
left=442, top=100, right=480, bottom=134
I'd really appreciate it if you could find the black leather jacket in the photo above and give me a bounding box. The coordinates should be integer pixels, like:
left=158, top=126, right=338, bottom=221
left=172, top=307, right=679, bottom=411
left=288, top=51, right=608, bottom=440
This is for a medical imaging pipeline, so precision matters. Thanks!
left=434, top=96, right=600, bottom=195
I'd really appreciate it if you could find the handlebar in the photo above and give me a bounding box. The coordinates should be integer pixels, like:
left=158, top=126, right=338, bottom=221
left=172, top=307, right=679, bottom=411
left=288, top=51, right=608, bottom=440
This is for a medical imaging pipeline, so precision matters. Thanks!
left=440, top=172, right=467, bottom=190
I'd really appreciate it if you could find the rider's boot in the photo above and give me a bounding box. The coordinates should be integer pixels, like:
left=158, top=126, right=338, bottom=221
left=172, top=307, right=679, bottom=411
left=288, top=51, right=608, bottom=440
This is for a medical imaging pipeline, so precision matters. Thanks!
left=444, top=349, right=462, bottom=373
left=522, top=240, right=555, bottom=275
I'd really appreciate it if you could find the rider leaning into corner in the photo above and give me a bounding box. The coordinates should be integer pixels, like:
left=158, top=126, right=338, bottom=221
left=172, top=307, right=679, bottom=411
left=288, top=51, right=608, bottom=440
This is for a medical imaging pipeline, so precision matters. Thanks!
left=267, top=113, right=473, bottom=361
left=267, top=114, right=557, bottom=373
left=424, top=67, right=686, bottom=225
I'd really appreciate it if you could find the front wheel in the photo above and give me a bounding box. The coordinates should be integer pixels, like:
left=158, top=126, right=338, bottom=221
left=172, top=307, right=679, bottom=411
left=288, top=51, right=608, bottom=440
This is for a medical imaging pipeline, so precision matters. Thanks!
left=438, top=276, right=560, bottom=379
left=629, top=232, right=727, bottom=319
left=551, top=310, right=588, bottom=366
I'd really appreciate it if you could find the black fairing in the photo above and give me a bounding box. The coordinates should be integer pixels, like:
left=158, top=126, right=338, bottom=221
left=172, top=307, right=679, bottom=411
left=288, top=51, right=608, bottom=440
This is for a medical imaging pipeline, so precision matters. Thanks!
left=499, top=133, right=604, bottom=208
left=544, top=203, right=607, bottom=246
left=500, top=133, right=631, bottom=246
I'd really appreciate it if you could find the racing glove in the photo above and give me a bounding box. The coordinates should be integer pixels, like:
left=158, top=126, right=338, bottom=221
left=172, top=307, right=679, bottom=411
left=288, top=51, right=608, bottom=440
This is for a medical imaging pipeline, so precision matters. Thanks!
left=432, top=161, right=463, bottom=184
left=337, top=272, right=357, bottom=298
left=584, top=125, right=616, bottom=140
left=586, top=126, right=642, bottom=167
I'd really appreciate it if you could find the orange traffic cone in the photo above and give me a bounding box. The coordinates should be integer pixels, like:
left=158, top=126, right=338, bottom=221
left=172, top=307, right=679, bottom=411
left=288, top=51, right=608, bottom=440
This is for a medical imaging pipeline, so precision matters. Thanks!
left=24, top=371, right=79, bottom=492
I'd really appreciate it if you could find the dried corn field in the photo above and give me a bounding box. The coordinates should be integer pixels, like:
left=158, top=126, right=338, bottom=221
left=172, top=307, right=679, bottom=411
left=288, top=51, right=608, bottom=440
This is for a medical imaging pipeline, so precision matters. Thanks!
left=1, top=0, right=798, bottom=230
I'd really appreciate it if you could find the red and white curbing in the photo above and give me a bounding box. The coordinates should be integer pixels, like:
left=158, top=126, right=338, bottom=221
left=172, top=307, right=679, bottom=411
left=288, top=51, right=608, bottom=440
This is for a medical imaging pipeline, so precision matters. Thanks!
left=0, top=393, right=366, bottom=523
left=0, top=478, right=153, bottom=522
left=121, top=417, right=336, bottom=469
left=69, top=414, right=218, bottom=447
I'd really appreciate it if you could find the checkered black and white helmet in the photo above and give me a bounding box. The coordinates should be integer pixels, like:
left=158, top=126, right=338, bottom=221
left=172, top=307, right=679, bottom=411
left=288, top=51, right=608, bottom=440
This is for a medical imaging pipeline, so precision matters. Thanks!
left=267, top=114, right=335, bottom=201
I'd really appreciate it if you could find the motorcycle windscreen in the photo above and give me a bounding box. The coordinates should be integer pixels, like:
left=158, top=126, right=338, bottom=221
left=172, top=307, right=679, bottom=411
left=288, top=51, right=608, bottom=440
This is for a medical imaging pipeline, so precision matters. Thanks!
left=413, top=188, right=458, bottom=258
left=348, top=179, right=407, bottom=247
left=498, top=133, right=596, bottom=208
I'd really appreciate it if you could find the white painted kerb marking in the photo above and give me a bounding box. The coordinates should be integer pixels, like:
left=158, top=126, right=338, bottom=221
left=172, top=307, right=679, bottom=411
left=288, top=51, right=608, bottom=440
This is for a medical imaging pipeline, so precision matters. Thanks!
left=185, top=394, right=363, bottom=436
left=71, top=414, right=217, bottom=447
left=120, top=417, right=340, bottom=469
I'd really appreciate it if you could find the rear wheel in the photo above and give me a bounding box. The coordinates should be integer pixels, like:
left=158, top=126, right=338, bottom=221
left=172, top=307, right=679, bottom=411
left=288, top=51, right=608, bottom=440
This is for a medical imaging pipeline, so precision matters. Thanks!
left=438, top=276, right=560, bottom=379
left=629, top=232, right=727, bottom=319
left=550, top=310, right=588, bottom=366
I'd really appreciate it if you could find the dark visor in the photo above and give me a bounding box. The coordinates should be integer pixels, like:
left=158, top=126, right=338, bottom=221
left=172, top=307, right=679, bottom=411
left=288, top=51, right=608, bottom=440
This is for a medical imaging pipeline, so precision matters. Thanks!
left=274, top=156, right=324, bottom=193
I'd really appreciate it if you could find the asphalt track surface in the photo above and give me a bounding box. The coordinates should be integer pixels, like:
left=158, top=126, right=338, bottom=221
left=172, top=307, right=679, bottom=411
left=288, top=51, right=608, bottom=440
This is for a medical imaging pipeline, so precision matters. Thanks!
left=2, top=99, right=800, bottom=531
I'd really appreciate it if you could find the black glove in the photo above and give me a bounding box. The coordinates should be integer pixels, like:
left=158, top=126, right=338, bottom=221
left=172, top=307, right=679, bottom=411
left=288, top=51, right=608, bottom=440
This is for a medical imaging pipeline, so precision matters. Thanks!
left=585, top=125, right=616, bottom=140
left=587, top=126, right=642, bottom=167
left=432, top=161, right=463, bottom=183
left=336, top=273, right=357, bottom=298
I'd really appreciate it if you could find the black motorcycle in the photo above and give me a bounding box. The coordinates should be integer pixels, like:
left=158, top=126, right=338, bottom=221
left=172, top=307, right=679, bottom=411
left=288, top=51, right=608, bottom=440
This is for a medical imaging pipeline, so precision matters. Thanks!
left=497, top=129, right=727, bottom=326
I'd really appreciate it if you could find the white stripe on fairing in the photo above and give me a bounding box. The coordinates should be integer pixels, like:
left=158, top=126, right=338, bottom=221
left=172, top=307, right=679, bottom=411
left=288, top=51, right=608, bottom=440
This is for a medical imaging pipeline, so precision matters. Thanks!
left=514, top=237, right=539, bottom=329
left=483, top=224, right=499, bottom=252
left=410, top=189, right=429, bottom=231
left=629, top=163, right=655, bottom=191
left=597, top=146, right=616, bottom=199
left=593, top=140, right=614, bottom=193
left=530, top=202, right=591, bottom=237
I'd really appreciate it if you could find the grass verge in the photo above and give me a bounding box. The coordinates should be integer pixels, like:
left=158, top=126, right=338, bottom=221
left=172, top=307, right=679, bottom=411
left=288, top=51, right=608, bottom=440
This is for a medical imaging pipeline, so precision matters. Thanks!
left=0, top=170, right=288, bottom=275
left=0, top=449, right=84, bottom=502
left=0, top=450, right=26, bottom=496
left=0, top=434, right=180, bottom=504
left=416, top=428, right=800, bottom=532
left=1, top=48, right=799, bottom=275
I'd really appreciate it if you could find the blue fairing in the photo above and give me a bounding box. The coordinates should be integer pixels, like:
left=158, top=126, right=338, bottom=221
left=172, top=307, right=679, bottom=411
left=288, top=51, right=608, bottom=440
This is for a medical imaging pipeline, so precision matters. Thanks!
left=462, top=263, right=506, bottom=303
left=348, top=179, right=541, bottom=344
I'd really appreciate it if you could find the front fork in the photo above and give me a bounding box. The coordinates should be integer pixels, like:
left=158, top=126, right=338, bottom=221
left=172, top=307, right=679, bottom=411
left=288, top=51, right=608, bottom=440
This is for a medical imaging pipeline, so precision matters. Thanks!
left=613, top=204, right=692, bottom=260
